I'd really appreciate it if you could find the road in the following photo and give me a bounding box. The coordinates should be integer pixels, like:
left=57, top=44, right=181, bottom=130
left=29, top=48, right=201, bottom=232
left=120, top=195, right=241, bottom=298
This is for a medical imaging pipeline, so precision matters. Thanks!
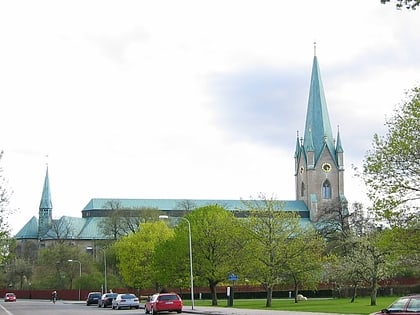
left=0, top=299, right=352, bottom=315
left=0, top=299, right=140, bottom=315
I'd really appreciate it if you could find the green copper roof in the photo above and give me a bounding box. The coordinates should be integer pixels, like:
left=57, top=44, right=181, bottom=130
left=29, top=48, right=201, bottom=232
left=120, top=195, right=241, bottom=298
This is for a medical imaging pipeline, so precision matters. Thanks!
left=39, top=167, right=52, bottom=209
left=82, top=198, right=309, bottom=212
left=303, top=55, right=335, bottom=164
left=15, top=216, right=39, bottom=239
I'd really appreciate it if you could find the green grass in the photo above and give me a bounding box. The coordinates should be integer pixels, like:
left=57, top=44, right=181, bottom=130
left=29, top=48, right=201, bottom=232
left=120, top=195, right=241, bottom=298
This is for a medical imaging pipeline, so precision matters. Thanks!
left=190, top=297, right=396, bottom=314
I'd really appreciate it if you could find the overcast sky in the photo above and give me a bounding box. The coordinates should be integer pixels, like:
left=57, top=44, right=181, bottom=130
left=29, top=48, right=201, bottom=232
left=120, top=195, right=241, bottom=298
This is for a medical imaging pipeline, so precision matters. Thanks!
left=1, top=1, right=419, bottom=234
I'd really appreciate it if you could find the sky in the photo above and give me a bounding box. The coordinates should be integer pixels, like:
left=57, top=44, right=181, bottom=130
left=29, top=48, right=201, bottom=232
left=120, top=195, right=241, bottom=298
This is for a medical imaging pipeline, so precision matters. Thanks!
left=1, top=1, right=419, bottom=235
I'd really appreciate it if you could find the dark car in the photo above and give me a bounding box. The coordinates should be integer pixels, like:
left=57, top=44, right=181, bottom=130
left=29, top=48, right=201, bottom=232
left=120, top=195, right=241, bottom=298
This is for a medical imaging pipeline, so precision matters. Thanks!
left=98, top=292, right=118, bottom=308
left=86, top=291, right=102, bottom=306
left=4, top=293, right=17, bottom=302
left=373, top=294, right=420, bottom=315
left=145, top=292, right=183, bottom=314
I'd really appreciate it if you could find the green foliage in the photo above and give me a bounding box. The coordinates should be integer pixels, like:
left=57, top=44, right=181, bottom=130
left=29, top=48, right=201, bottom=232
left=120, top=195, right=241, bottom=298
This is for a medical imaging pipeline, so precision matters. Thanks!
left=0, top=151, right=15, bottom=265
left=114, top=221, right=174, bottom=289
left=157, top=205, right=248, bottom=306
left=380, top=0, right=420, bottom=10
left=33, top=243, right=90, bottom=289
left=241, top=195, right=325, bottom=307
left=362, top=86, right=420, bottom=225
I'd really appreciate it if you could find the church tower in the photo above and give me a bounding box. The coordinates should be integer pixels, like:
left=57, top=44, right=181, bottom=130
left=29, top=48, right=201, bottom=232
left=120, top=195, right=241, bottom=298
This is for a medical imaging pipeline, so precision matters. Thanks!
left=295, top=49, right=346, bottom=220
left=38, top=166, right=53, bottom=238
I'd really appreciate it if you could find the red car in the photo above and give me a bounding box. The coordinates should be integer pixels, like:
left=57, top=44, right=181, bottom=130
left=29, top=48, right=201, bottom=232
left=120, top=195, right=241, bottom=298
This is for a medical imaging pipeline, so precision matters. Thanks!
left=374, top=295, right=420, bottom=315
left=4, top=293, right=16, bottom=302
left=145, top=293, right=183, bottom=314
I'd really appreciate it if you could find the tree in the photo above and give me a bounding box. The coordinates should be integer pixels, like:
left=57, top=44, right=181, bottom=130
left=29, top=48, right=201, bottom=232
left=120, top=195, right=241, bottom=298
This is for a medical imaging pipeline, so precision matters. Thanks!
left=114, top=221, right=174, bottom=289
left=380, top=0, right=420, bottom=10
left=33, top=243, right=87, bottom=289
left=241, top=195, right=325, bottom=307
left=46, top=217, right=75, bottom=244
left=0, top=151, right=15, bottom=265
left=362, top=86, right=420, bottom=225
left=155, top=205, right=248, bottom=306
left=181, top=206, right=247, bottom=306
left=313, top=200, right=351, bottom=253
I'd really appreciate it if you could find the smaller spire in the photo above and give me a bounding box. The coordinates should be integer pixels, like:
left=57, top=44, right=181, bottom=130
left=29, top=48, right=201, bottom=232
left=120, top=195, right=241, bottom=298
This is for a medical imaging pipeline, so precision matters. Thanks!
left=294, top=130, right=301, bottom=158
left=336, top=125, right=344, bottom=153
left=39, top=166, right=53, bottom=209
left=313, top=41, right=317, bottom=56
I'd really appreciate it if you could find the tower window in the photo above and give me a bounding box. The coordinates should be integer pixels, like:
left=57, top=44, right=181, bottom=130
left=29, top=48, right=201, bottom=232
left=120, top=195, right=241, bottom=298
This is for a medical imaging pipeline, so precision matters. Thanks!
left=301, top=182, right=305, bottom=197
left=322, top=180, right=332, bottom=199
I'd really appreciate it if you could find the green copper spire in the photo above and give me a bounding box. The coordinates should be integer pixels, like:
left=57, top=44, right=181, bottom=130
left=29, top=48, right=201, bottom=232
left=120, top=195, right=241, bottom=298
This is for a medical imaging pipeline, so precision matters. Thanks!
left=303, top=55, right=335, bottom=164
left=39, top=166, right=52, bottom=209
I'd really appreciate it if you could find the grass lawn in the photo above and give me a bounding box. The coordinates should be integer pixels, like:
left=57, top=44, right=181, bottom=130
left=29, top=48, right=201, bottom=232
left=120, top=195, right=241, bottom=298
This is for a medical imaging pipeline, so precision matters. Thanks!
left=191, top=296, right=396, bottom=314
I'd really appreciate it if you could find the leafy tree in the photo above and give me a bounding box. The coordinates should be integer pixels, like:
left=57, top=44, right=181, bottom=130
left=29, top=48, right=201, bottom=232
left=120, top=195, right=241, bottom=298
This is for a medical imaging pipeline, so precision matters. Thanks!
left=344, top=230, right=393, bottom=306
left=157, top=205, right=248, bottom=306
left=380, top=0, right=420, bottom=10
left=33, top=243, right=87, bottom=289
left=114, top=221, right=174, bottom=289
left=362, top=86, right=420, bottom=225
left=241, top=195, right=325, bottom=307
left=0, top=151, right=15, bottom=265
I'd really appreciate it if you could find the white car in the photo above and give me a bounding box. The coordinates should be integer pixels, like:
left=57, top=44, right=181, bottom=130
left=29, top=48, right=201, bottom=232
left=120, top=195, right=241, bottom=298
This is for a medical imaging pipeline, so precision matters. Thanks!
left=111, top=293, right=140, bottom=310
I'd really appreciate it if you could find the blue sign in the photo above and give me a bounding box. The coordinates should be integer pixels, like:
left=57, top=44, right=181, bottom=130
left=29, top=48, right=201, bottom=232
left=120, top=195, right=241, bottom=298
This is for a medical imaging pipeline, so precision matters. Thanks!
left=228, top=274, right=238, bottom=281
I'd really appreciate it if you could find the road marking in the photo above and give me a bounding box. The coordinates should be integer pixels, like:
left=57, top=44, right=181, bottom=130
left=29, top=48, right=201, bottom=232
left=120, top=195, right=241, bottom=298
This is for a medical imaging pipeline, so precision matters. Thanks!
left=0, top=304, right=14, bottom=315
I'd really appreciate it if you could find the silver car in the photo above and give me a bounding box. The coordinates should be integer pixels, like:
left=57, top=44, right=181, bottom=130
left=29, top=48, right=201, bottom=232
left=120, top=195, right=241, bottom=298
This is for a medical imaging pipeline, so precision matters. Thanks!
left=111, top=293, right=140, bottom=310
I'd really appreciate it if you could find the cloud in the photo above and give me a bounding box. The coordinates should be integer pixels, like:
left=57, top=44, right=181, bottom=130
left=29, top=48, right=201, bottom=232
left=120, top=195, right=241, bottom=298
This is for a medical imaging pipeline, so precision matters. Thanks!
left=209, top=66, right=309, bottom=149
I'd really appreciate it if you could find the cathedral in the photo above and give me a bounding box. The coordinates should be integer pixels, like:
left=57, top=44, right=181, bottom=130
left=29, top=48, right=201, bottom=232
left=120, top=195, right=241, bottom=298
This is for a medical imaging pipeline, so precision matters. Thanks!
left=15, top=52, right=346, bottom=253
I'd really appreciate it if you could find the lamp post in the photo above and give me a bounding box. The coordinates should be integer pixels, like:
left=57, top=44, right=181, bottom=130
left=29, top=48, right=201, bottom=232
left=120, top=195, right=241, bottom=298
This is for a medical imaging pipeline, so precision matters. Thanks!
left=159, top=215, right=194, bottom=309
left=68, top=259, right=82, bottom=301
left=98, top=248, right=107, bottom=293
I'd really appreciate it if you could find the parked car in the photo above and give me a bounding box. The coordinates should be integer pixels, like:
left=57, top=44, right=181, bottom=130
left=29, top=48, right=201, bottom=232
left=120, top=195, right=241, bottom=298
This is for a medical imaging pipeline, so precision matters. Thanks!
left=373, top=294, right=420, bottom=315
left=86, top=291, right=102, bottom=306
left=145, top=292, right=183, bottom=314
left=112, top=293, right=140, bottom=310
left=98, top=292, right=118, bottom=308
left=4, top=293, right=16, bottom=302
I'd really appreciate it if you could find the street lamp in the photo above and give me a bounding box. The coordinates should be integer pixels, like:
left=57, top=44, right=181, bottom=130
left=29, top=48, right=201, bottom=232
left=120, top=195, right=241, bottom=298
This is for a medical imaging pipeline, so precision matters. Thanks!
left=159, top=215, right=194, bottom=309
left=68, top=259, right=82, bottom=301
left=98, top=248, right=107, bottom=293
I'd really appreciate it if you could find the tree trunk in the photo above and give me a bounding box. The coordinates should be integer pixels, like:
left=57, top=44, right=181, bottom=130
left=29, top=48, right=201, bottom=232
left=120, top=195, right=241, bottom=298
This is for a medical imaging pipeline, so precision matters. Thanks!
left=266, top=286, right=273, bottom=307
left=209, top=281, right=218, bottom=306
left=370, top=283, right=378, bottom=306
left=294, top=286, right=299, bottom=303
left=350, top=285, right=357, bottom=303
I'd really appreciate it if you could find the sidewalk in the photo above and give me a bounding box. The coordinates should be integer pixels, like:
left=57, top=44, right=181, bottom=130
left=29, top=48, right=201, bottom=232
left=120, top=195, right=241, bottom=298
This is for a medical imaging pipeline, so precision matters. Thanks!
left=182, top=305, right=349, bottom=315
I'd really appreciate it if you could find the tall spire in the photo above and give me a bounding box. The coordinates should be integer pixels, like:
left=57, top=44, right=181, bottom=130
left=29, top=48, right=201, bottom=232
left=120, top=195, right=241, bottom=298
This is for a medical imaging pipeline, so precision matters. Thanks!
left=303, top=54, right=335, bottom=164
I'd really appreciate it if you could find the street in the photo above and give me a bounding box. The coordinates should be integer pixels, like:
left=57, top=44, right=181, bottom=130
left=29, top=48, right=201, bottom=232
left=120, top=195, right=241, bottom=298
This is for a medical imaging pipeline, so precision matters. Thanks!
left=0, top=299, right=141, bottom=315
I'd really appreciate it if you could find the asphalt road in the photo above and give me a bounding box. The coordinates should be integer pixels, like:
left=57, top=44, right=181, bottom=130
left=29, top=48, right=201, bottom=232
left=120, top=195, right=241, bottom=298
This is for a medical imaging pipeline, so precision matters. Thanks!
left=0, top=299, right=353, bottom=315
left=0, top=299, right=140, bottom=315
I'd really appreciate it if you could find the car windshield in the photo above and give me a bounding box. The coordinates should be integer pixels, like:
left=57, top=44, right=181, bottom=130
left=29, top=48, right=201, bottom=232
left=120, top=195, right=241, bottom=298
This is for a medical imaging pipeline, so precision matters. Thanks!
left=389, top=297, right=410, bottom=311
left=407, top=297, right=420, bottom=312
left=122, top=294, right=136, bottom=299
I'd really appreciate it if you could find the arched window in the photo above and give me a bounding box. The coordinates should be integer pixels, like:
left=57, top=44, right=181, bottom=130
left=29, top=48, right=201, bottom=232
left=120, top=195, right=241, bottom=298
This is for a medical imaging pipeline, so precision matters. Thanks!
left=301, top=182, right=305, bottom=197
left=322, top=180, right=331, bottom=199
